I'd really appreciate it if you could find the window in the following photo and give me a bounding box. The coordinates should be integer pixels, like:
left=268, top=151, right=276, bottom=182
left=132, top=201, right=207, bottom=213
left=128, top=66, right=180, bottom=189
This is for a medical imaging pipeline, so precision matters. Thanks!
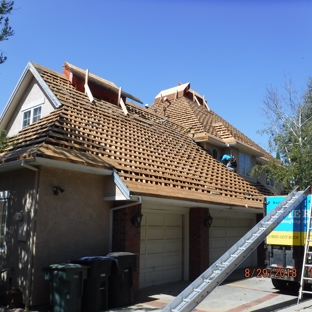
left=22, top=106, right=42, bottom=129
left=0, top=191, right=9, bottom=251
left=22, top=110, right=31, bottom=128
left=239, top=152, right=252, bottom=177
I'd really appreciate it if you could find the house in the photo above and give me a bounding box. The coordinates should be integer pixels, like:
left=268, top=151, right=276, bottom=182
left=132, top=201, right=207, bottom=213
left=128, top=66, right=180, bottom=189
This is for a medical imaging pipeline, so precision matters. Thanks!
left=0, top=61, right=274, bottom=308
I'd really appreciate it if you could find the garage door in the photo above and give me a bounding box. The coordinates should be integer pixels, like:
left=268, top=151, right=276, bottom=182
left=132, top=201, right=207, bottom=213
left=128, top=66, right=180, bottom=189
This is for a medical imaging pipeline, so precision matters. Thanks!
left=210, top=215, right=255, bottom=268
left=140, top=213, right=183, bottom=288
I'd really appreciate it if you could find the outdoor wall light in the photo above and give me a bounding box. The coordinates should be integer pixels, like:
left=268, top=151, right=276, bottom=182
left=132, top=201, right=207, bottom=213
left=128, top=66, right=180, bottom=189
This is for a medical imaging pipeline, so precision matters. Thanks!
left=204, top=214, right=213, bottom=228
left=52, top=186, right=65, bottom=196
left=131, top=212, right=143, bottom=228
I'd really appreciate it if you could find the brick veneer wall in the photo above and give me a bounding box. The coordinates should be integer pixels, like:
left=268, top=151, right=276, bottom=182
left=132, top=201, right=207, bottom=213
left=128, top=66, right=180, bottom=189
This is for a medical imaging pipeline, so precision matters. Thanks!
left=112, top=203, right=141, bottom=295
left=189, top=208, right=210, bottom=281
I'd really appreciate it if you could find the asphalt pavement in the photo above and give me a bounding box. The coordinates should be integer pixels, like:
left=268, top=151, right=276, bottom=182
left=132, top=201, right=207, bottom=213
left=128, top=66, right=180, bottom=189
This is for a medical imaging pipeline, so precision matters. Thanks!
left=107, top=268, right=312, bottom=312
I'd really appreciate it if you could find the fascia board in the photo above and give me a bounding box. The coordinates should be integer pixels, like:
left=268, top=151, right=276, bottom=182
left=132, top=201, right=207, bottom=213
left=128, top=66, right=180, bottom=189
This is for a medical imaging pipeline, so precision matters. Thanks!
left=0, top=157, right=113, bottom=176
left=28, top=63, right=62, bottom=109
left=140, top=195, right=260, bottom=214
left=34, top=157, right=112, bottom=175
left=113, top=171, right=131, bottom=200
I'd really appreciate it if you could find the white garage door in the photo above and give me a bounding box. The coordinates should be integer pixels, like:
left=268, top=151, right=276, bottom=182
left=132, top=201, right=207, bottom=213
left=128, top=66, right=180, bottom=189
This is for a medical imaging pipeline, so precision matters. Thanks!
left=210, top=215, right=255, bottom=268
left=140, top=213, right=183, bottom=288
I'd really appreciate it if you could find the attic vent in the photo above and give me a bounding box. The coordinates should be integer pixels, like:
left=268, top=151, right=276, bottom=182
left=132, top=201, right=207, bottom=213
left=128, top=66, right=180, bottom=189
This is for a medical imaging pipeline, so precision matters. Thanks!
left=212, top=149, right=218, bottom=159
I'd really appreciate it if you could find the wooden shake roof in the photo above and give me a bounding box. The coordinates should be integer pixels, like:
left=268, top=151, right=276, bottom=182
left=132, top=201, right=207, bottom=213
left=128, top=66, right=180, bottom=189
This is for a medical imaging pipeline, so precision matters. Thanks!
left=0, top=62, right=271, bottom=209
left=152, top=86, right=275, bottom=162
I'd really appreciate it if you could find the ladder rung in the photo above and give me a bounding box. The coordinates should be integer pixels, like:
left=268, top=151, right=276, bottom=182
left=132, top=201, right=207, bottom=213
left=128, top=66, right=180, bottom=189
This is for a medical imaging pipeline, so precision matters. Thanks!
left=303, top=277, right=312, bottom=280
left=302, top=290, right=312, bottom=295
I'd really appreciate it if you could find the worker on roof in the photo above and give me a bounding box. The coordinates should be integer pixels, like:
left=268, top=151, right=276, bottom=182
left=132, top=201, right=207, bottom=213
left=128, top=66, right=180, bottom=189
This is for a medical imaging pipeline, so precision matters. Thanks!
left=221, top=154, right=237, bottom=173
left=221, top=154, right=231, bottom=163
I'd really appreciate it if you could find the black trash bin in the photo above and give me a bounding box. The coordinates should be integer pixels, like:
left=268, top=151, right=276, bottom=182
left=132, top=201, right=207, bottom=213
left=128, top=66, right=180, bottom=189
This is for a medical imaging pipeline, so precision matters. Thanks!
left=107, top=252, right=137, bottom=308
left=44, top=263, right=88, bottom=312
left=69, top=256, right=114, bottom=312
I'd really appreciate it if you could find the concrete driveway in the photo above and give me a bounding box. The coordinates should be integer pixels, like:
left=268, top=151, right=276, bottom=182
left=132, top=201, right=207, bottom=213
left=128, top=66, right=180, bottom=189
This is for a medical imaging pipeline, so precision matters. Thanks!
left=108, top=268, right=312, bottom=312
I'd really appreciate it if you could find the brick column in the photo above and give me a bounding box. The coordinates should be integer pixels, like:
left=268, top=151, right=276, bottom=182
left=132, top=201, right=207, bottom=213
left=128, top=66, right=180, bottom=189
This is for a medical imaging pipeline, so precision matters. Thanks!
left=189, top=208, right=211, bottom=281
left=112, top=203, right=141, bottom=295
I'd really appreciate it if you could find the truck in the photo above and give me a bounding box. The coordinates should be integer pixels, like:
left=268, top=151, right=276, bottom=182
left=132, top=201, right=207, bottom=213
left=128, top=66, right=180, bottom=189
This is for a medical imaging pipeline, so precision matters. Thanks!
left=265, top=194, right=311, bottom=290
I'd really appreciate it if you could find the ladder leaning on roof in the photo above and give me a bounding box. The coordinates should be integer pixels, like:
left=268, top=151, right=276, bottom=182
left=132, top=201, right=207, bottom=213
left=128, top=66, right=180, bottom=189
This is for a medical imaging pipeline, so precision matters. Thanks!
left=162, top=186, right=311, bottom=312
left=297, top=191, right=312, bottom=307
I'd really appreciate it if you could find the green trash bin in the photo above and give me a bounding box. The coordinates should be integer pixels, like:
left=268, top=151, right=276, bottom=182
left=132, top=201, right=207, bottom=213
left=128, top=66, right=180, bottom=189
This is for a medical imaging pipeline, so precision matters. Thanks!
left=44, top=263, right=88, bottom=312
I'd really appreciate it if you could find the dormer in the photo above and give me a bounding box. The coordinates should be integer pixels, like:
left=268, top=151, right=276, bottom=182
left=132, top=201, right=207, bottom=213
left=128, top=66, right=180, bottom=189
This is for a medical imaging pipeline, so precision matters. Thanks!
left=63, top=62, right=142, bottom=106
left=154, top=82, right=209, bottom=109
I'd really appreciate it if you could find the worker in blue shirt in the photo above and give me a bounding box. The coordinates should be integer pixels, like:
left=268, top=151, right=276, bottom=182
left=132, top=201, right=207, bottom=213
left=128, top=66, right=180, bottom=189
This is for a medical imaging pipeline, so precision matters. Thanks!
left=221, top=154, right=237, bottom=173
left=221, top=154, right=232, bottom=164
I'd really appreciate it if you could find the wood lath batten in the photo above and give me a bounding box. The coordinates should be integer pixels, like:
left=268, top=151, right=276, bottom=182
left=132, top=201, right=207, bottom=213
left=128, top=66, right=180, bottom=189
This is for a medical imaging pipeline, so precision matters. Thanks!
left=0, top=63, right=272, bottom=208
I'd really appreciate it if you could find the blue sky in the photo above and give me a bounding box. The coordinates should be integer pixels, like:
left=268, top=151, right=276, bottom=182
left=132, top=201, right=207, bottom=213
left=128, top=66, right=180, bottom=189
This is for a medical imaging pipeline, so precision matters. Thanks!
left=1, top=0, right=312, bottom=150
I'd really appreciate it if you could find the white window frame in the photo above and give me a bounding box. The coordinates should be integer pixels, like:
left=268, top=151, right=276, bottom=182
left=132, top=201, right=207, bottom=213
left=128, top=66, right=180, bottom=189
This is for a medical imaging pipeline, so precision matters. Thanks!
left=0, top=191, right=9, bottom=252
left=21, top=105, right=42, bottom=129
left=239, top=152, right=252, bottom=177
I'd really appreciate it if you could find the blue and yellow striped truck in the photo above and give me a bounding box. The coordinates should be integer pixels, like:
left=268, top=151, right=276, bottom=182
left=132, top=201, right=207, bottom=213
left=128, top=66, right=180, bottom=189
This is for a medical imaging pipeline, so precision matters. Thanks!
left=265, top=195, right=311, bottom=290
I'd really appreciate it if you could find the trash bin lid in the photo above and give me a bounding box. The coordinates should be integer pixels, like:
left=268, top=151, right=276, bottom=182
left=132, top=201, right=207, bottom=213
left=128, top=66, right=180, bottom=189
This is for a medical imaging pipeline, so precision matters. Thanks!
left=44, top=263, right=89, bottom=281
left=72, top=256, right=115, bottom=262
left=77, top=256, right=114, bottom=262
left=107, top=252, right=137, bottom=258
left=48, top=263, right=89, bottom=270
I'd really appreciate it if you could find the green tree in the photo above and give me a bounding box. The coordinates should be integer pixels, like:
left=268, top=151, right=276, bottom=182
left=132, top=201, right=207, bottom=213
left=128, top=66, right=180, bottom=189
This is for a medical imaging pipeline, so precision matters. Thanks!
left=253, top=77, right=312, bottom=192
left=0, top=129, right=7, bottom=152
left=0, top=0, right=14, bottom=65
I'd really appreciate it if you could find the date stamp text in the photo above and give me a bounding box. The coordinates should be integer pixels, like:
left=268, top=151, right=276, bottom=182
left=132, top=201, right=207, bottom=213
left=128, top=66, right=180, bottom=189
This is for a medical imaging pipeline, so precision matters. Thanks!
left=244, top=268, right=297, bottom=278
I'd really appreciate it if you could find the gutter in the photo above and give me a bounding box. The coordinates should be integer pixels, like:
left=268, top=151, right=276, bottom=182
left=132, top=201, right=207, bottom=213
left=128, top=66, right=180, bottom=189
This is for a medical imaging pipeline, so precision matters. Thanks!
left=109, top=195, right=142, bottom=251
left=0, top=158, right=37, bottom=172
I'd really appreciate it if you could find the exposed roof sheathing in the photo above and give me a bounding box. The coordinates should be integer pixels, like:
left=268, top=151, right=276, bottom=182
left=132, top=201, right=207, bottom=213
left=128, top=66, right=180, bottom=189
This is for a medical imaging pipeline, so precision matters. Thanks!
left=0, top=63, right=272, bottom=209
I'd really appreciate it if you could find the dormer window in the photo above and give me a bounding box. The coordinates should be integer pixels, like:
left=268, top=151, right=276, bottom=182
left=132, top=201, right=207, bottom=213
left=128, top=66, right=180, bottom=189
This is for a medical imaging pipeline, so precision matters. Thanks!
left=239, top=152, right=252, bottom=177
left=22, top=105, right=42, bottom=129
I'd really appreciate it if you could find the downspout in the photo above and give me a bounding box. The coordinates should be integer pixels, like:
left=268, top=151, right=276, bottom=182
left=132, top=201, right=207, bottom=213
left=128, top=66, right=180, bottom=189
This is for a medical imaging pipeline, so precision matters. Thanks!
left=109, top=196, right=142, bottom=252
left=20, top=160, right=39, bottom=310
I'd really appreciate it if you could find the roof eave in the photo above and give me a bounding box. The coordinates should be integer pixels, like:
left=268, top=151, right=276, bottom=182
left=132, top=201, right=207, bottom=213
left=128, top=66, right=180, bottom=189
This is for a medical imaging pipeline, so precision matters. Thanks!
left=228, top=141, right=264, bottom=157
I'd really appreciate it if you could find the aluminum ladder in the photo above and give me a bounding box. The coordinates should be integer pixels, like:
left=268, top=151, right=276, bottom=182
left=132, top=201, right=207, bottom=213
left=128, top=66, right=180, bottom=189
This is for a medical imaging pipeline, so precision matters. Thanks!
left=297, top=193, right=312, bottom=307
left=162, top=186, right=311, bottom=312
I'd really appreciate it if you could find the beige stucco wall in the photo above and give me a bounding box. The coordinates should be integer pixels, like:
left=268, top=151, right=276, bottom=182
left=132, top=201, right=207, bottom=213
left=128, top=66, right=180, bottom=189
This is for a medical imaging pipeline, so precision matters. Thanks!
left=6, top=78, right=55, bottom=137
left=0, top=165, right=113, bottom=307
left=31, top=166, right=111, bottom=306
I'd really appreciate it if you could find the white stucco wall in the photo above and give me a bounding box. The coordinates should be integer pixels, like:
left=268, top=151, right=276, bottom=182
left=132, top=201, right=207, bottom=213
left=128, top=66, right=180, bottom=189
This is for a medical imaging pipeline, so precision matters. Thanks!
left=6, top=78, right=56, bottom=137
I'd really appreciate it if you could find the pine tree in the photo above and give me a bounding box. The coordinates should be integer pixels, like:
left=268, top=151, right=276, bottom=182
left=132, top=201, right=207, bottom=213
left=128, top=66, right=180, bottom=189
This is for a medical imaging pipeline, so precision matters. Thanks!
left=0, top=0, right=14, bottom=64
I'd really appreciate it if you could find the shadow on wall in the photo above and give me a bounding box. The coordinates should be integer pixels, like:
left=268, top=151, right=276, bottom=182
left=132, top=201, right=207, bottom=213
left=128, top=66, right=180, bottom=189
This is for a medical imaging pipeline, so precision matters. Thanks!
left=0, top=187, right=37, bottom=307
